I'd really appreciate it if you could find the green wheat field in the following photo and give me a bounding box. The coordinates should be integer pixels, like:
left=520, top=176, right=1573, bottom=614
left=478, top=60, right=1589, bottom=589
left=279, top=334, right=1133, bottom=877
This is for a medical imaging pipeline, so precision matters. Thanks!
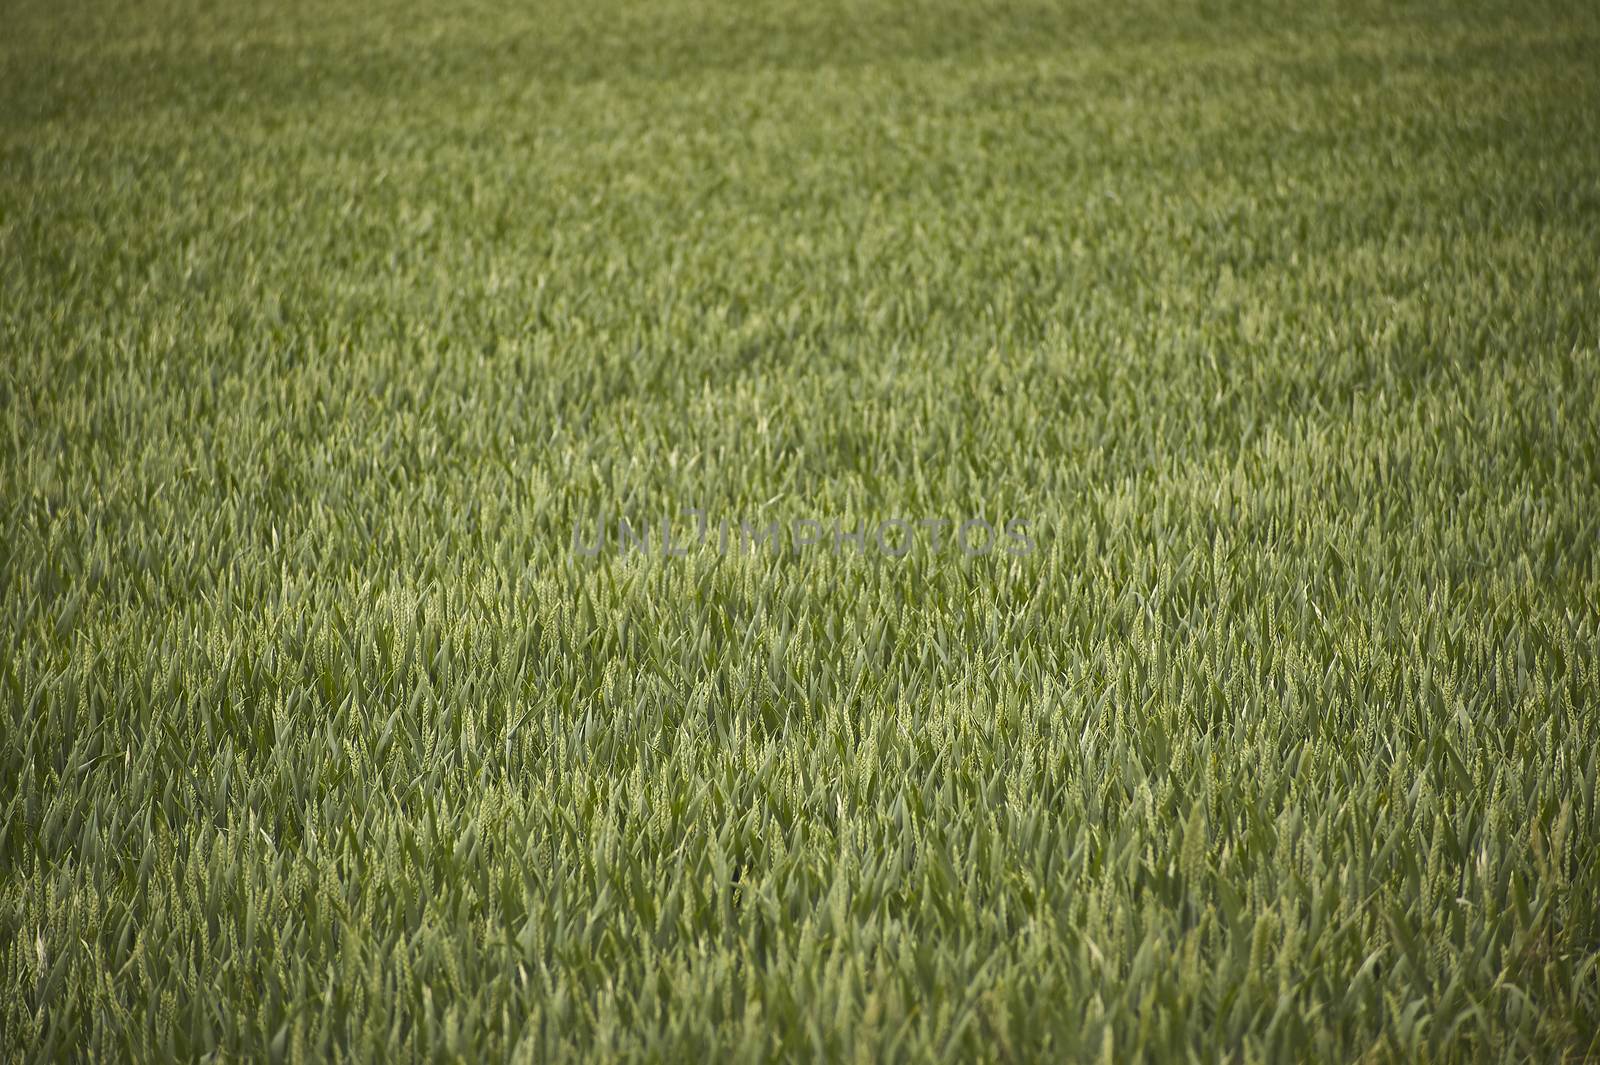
left=4, top=0, right=1599, bottom=1060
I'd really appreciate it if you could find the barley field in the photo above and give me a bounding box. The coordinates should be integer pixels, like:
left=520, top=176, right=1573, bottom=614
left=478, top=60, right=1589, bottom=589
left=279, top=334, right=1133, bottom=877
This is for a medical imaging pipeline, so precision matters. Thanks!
left=3, top=0, right=1599, bottom=1060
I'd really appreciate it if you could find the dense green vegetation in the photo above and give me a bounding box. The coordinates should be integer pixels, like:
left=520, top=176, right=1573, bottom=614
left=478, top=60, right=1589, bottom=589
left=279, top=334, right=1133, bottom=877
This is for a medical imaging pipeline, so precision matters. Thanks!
left=4, top=0, right=1599, bottom=1059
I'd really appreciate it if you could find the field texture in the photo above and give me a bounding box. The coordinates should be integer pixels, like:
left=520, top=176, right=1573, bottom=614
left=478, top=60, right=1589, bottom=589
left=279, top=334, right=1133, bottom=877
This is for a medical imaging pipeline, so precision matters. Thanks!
left=4, top=0, right=1600, bottom=1060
